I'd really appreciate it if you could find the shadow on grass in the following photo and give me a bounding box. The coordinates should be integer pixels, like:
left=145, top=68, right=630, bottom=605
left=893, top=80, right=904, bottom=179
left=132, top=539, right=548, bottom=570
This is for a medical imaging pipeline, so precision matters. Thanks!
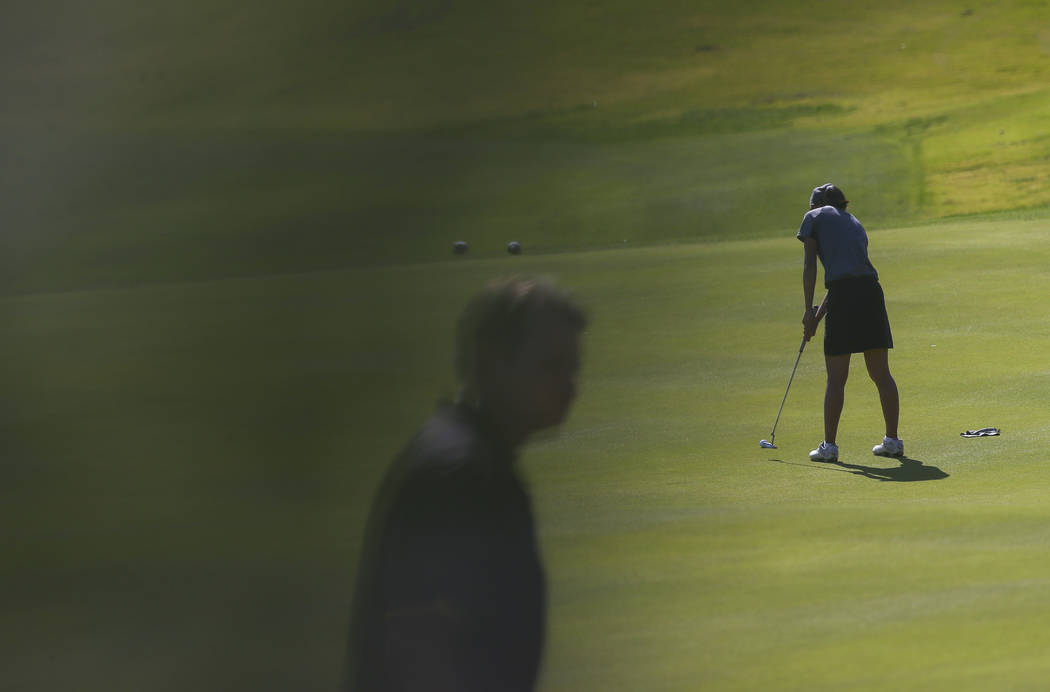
left=769, top=455, right=948, bottom=482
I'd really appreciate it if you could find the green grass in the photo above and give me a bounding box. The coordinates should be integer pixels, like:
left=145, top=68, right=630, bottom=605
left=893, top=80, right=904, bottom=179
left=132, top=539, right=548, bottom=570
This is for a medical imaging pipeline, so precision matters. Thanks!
left=8, top=1, right=1050, bottom=689
left=5, top=1, right=1050, bottom=293
left=7, top=215, right=1050, bottom=689
left=3, top=125, right=920, bottom=294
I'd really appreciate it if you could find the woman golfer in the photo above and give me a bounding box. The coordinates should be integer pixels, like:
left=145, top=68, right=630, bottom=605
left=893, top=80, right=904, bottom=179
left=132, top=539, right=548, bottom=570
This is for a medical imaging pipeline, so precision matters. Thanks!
left=798, top=183, right=901, bottom=462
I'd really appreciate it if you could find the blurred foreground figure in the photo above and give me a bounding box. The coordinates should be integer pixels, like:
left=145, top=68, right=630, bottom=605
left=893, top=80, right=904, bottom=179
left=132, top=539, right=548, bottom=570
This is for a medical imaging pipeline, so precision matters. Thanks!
left=346, top=277, right=586, bottom=692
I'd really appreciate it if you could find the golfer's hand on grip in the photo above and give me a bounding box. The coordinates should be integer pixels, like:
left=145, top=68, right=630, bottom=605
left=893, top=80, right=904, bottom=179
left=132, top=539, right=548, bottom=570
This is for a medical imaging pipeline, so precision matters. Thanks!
left=802, top=307, right=819, bottom=342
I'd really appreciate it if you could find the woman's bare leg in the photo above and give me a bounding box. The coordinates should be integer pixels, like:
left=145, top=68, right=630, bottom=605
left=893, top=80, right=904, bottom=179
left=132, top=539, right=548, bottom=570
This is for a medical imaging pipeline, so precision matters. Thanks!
left=824, top=354, right=851, bottom=444
left=864, top=348, right=899, bottom=439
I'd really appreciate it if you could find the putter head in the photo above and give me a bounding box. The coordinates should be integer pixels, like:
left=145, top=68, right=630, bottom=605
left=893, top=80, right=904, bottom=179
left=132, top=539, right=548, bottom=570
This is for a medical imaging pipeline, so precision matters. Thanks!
left=759, top=439, right=777, bottom=449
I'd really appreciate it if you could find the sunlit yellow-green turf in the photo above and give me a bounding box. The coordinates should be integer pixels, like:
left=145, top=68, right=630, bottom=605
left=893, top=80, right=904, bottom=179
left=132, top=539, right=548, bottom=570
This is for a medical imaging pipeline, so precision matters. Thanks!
left=7, top=0, right=1050, bottom=689
left=5, top=1, right=1050, bottom=292
left=9, top=214, right=1050, bottom=689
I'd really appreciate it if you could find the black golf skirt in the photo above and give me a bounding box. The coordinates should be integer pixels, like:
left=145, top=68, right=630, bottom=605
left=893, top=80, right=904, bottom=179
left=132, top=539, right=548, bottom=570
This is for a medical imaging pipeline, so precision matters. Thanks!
left=824, top=276, right=893, bottom=356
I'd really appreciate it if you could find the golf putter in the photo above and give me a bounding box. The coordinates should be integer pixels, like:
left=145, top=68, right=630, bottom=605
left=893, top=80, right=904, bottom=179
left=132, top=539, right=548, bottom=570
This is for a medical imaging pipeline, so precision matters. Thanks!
left=760, top=336, right=807, bottom=450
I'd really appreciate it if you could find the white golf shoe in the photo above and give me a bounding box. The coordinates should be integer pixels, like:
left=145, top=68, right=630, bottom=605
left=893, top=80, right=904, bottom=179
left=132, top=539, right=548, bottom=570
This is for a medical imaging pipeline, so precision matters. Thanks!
left=873, top=437, right=904, bottom=458
left=809, top=441, right=839, bottom=462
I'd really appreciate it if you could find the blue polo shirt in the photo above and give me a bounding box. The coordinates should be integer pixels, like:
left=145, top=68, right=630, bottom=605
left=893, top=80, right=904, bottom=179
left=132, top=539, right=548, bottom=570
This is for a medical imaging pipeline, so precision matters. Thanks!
left=797, top=206, right=878, bottom=287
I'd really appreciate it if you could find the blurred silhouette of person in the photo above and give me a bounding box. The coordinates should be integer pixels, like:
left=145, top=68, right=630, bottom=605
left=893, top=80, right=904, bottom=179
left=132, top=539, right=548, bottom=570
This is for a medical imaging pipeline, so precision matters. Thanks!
left=346, top=277, right=586, bottom=692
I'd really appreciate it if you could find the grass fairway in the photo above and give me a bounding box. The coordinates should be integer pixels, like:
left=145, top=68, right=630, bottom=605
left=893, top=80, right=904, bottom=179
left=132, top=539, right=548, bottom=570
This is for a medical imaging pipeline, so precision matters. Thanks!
left=7, top=211, right=1050, bottom=690
left=529, top=217, right=1050, bottom=691
left=8, top=2, right=1050, bottom=689
left=6, top=1, right=1050, bottom=293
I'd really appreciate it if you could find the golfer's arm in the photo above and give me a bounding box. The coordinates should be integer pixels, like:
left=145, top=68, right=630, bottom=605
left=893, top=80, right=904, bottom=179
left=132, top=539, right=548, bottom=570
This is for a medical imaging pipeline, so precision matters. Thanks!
left=802, top=238, right=818, bottom=312
left=815, top=293, right=828, bottom=323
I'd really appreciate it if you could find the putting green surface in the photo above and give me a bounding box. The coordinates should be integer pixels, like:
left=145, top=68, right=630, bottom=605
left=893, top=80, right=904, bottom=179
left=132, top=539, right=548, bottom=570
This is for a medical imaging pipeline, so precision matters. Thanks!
left=8, top=1, right=1050, bottom=689
left=7, top=212, right=1050, bottom=690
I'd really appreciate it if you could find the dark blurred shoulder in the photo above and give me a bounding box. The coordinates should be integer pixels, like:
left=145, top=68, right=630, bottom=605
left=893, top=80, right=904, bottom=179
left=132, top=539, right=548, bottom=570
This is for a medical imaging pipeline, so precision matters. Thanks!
left=376, top=404, right=513, bottom=508
left=397, top=403, right=495, bottom=476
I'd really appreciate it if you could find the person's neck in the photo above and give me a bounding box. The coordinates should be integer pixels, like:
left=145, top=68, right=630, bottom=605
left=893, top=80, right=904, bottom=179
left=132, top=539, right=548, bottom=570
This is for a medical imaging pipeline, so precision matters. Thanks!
left=471, top=401, right=530, bottom=454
